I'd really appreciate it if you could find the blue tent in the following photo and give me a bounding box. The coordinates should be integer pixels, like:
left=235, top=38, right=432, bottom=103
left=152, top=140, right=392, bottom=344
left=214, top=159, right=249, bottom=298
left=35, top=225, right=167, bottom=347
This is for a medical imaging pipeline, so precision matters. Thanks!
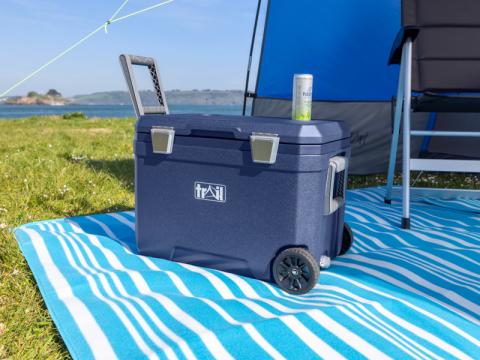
left=256, top=0, right=400, bottom=102
left=248, top=0, right=479, bottom=174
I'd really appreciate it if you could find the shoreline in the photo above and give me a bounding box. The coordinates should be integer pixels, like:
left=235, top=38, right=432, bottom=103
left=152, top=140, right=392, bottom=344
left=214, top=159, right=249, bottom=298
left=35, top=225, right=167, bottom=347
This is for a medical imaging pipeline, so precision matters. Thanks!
left=0, top=103, right=246, bottom=119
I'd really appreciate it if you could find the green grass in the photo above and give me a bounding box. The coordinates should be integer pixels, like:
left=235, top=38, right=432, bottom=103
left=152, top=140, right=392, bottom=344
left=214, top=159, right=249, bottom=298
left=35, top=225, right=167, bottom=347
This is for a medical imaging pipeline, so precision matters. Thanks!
left=0, top=115, right=478, bottom=358
left=0, top=116, right=135, bottom=359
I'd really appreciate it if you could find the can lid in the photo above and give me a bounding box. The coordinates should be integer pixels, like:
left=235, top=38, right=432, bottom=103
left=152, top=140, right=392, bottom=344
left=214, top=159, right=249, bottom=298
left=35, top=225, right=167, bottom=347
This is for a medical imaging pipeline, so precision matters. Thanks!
left=294, top=74, right=313, bottom=79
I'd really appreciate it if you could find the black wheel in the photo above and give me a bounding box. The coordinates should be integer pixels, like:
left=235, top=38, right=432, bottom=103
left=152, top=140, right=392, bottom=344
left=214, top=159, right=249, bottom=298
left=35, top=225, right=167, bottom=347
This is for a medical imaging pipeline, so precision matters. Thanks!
left=272, top=247, right=319, bottom=295
left=339, top=222, right=353, bottom=256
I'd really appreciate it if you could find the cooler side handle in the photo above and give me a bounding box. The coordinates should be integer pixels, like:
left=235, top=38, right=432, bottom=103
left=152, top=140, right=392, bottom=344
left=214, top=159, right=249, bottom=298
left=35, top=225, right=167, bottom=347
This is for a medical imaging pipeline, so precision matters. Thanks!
left=325, top=156, right=347, bottom=215
left=119, top=54, right=169, bottom=118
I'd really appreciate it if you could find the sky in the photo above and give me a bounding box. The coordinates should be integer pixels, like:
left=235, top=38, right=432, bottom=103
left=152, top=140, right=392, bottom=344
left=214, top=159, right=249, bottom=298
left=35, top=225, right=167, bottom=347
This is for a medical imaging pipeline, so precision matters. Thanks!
left=0, top=0, right=262, bottom=96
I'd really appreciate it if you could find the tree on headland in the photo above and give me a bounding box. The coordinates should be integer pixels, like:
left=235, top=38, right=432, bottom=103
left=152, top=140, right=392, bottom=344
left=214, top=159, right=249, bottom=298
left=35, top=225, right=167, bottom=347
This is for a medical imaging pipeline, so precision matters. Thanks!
left=46, top=89, right=62, bottom=97
left=27, top=91, right=39, bottom=98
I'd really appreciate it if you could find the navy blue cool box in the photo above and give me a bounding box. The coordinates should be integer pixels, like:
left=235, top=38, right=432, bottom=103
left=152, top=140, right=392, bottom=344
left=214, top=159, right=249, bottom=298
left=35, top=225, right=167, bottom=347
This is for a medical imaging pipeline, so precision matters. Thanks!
left=134, top=114, right=351, bottom=294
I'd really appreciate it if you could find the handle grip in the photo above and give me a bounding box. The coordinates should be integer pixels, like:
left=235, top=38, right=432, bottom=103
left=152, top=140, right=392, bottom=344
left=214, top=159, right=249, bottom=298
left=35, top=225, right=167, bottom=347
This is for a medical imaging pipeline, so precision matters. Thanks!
left=186, top=124, right=242, bottom=137
left=325, top=156, right=347, bottom=215
left=119, top=54, right=169, bottom=118
left=128, top=55, right=155, bottom=66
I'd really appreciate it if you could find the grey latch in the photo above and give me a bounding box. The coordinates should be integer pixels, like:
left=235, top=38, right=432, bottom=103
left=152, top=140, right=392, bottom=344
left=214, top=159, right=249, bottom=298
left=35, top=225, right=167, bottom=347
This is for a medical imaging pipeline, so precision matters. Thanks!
left=151, top=126, right=175, bottom=154
left=250, top=132, right=280, bottom=164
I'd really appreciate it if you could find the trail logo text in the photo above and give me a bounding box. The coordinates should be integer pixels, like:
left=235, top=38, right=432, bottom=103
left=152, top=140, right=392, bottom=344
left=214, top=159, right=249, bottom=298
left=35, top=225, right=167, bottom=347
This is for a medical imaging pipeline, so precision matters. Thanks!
left=194, top=182, right=226, bottom=203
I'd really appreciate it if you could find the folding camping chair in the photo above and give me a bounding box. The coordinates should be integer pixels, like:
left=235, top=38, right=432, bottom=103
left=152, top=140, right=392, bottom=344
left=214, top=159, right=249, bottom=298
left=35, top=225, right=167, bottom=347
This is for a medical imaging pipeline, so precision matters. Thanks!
left=384, top=0, right=480, bottom=229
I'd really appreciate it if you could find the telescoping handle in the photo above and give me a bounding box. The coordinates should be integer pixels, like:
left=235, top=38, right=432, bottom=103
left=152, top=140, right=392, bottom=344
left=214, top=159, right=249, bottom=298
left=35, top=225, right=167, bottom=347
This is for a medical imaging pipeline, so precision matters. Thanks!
left=325, top=156, right=348, bottom=215
left=119, top=54, right=169, bottom=118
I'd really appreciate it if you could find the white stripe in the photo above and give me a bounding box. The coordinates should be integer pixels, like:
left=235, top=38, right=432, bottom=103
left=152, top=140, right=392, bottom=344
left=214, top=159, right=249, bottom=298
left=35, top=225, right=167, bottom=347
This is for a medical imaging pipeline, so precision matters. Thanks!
left=441, top=249, right=480, bottom=267
left=350, top=203, right=427, bottom=228
left=80, top=233, right=234, bottom=360
left=349, top=239, right=369, bottom=253
left=202, top=264, right=394, bottom=359
left=351, top=202, right=431, bottom=228
left=86, top=216, right=120, bottom=240
left=174, top=258, right=353, bottom=357
left=414, top=207, right=468, bottom=227
left=140, top=291, right=234, bottom=360
left=178, top=263, right=236, bottom=299
left=388, top=249, right=480, bottom=287
left=315, top=286, right=473, bottom=360
left=214, top=268, right=408, bottom=358
left=350, top=228, right=389, bottom=249
left=348, top=205, right=389, bottom=225
left=348, top=245, right=361, bottom=254
left=199, top=298, right=286, bottom=360
left=451, top=229, right=480, bottom=242
left=67, top=219, right=86, bottom=233
left=75, top=220, right=283, bottom=359
left=318, top=296, right=436, bottom=360
left=350, top=255, right=480, bottom=325
left=345, top=210, right=370, bottom=223
left=261, top=282, right=454, bottom=360
left=21, top=229, right=118, bottom=359
left=281, top=316, right=346, bottom=359
left=325, top=272, right=480, bottom=349
left=309, top=310, right=391, bottom=360
left=353, top=222, right=412, bottom=247
left=408, top=230, right=459, bottom=249
left=77, top=220, right=235, bottom=359
left=140, top=256, right=195, bottom=297
left=445, top=199, right=480, bottom=210
left=382, top=253, right=480, bottom=295
left=329, top=262, right=480, bottom=326
left=242, top=324, right=286, bottom=360
left=344, top=233, right=377, bottom=252
left=65, top=232, right=193, bottom=359
left=350, top=191, right=381, bottom=203
left=53, top=231, right=164, bottom=359
left=410, top=213, right=446, bottom=228
left=421, top=229, right=478, bottom=248
left=218, top=271, right=326, bottom=315
left=282, top=285, right=442, bottom=357
left=106, top=213, right=135, bottom=231
left=364, top=188, right=385, bottom=202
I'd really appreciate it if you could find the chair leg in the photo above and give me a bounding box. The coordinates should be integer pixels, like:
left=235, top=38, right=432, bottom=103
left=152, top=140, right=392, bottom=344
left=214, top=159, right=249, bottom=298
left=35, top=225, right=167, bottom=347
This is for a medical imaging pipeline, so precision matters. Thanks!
left=385, top=54, right=406, bottom=204
left=402, top=39, right=413, bottom=230
left=402, top=108, right=411, bottom=230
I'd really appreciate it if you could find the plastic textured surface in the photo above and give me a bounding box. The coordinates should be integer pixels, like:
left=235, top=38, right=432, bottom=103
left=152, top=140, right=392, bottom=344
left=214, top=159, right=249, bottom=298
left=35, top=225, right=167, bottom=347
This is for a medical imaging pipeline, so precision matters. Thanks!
left=136, top=114, right=350, bottom=145
left=135, top=114, right=350, bottom=282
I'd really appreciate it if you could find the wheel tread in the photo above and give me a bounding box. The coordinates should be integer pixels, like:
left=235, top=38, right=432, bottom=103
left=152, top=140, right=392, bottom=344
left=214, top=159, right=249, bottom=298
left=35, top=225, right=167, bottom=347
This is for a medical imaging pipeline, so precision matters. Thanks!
left=273, top=247, right=319, bottom=295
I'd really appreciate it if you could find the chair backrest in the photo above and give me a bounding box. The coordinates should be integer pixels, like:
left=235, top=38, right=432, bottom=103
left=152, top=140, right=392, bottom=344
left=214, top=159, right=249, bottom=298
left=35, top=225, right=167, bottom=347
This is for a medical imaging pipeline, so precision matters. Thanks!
left=402, top=0, right=480, bottom=93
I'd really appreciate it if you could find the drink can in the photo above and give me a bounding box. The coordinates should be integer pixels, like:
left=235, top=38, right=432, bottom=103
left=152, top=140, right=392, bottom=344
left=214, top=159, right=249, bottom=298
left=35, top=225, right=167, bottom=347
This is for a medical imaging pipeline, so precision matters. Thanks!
left=292, top=74, right=313, bottom=121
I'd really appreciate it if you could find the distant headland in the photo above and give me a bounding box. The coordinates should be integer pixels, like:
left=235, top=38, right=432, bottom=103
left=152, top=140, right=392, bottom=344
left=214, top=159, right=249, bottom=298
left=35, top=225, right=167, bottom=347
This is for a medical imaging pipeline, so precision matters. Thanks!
left=1, top=89, right=244, bottom=106
left=4, top=89, right=71, bottom=106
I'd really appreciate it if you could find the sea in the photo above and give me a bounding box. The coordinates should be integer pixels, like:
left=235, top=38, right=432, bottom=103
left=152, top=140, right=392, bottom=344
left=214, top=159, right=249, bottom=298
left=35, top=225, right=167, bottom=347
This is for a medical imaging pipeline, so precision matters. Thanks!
left=0, top=104, right=246, bottom=119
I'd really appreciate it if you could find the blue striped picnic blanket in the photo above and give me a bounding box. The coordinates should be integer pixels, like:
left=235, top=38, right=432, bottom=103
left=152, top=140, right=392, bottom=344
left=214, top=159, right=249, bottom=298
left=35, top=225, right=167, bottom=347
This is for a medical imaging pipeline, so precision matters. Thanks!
left=14, top=187, right=480, bottom=359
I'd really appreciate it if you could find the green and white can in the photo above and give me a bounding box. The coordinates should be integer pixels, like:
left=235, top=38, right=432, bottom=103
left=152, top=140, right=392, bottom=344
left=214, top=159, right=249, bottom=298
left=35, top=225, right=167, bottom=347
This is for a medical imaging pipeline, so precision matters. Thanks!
left=292, top=74, right=313, bottom=121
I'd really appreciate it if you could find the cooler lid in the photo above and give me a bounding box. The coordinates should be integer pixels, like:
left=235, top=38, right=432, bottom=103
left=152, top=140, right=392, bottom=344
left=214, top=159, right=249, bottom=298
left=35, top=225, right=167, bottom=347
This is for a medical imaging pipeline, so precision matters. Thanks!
left=136, top=114, right=350, bottom=145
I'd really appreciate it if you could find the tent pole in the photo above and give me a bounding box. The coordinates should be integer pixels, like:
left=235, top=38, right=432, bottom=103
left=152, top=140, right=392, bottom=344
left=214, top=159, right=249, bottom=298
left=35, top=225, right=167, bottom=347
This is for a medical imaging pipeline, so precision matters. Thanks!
left=242, top=0, right=263, bottom=116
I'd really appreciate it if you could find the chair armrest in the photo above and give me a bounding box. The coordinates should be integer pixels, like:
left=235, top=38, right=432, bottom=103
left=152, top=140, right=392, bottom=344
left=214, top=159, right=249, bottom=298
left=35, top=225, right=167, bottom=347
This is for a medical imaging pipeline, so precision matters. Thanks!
left=388, top=27, right=420, bottom=65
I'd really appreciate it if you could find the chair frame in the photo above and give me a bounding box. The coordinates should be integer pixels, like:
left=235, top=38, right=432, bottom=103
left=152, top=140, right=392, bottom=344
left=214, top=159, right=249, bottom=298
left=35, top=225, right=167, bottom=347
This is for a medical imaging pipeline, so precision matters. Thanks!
left=384, top=37, right=480, bottom=229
